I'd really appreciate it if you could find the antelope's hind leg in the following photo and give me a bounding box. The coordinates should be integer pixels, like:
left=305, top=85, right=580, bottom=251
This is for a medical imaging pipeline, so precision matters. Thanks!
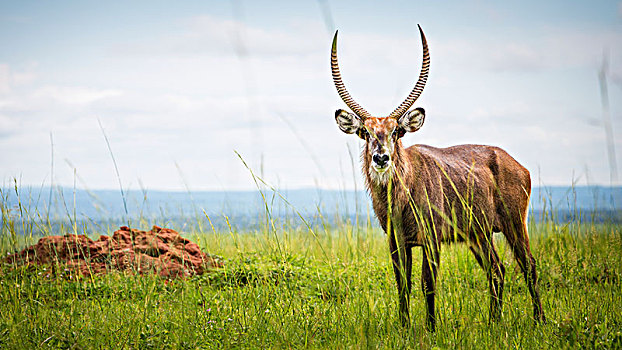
left=504, top=220, right=545, bottom=323
left=469, top=235, right=505, bottom=322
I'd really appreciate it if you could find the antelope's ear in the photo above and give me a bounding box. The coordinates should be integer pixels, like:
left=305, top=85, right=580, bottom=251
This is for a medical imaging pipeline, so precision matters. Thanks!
left=335, top=109, right=363, bottom=135
left=398, top=107, right=425, bottom=133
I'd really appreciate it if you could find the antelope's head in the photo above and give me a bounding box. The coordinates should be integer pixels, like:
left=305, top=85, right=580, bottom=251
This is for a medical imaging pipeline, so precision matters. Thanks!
left=331, top=25, right=429, bottom=184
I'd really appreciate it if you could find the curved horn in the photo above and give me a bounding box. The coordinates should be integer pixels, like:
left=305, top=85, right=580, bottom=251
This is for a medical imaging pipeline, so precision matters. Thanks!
left=331, top=30, right=372, bottom=120
left=387, top=24, right=430, bottom=120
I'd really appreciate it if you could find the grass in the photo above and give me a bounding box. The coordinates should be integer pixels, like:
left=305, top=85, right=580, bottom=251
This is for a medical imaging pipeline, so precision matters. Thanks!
left=1, top=190, right=621, bottom=349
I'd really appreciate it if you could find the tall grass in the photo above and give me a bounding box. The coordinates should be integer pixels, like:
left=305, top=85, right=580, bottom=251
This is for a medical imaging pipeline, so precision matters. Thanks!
left=1, top=182, right=621, bottom=349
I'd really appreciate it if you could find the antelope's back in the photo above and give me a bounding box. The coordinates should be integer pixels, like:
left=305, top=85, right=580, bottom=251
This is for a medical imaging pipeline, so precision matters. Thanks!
left=408, top=144, right=531, bottom=236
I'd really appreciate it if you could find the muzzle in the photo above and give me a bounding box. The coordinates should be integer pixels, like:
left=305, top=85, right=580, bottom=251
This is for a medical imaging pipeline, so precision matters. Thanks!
left=372, top=152, right=391, bottom=170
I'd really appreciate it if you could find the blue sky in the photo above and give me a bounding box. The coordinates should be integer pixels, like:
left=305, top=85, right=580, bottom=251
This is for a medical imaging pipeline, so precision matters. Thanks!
left=1, top=0, right=621, bottom=190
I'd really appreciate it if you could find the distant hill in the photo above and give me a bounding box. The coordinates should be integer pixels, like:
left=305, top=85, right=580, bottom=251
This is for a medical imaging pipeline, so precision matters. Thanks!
left=530, top=186, right=621, bottom=211
left=3, top=186, right=620, bottom=222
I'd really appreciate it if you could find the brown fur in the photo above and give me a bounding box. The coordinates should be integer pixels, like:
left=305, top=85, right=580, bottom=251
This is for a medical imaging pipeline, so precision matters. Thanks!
left=361, top=121, right=545, bottom=330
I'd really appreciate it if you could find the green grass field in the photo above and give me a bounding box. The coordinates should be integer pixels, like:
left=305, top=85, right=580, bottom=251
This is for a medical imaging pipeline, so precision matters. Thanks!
left=1, top=193, right=621, bottom=349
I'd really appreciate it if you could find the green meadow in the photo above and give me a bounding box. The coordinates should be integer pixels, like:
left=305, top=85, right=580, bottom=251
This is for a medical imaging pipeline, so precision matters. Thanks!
left=1, top=187, right=621, bottom=349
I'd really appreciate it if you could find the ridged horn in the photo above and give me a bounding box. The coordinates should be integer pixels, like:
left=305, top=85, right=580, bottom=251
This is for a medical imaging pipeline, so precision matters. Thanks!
left=387, top=24, right=430, bottom=120
left=331, top=30, right=372, bottom=120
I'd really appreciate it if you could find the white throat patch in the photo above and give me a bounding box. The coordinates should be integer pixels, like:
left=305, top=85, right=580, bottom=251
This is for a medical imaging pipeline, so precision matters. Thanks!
left=368, top=163, right=394, bottom=185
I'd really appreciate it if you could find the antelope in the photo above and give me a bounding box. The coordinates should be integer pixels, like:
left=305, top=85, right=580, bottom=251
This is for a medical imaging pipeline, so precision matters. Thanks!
left=330, top=25, right=545, bottom=330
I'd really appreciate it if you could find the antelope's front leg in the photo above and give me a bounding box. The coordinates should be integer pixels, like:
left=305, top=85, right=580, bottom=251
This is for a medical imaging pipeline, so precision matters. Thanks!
left=421, top=241, right=440, bottom=332
left=389, top=232, right=412, bottom=327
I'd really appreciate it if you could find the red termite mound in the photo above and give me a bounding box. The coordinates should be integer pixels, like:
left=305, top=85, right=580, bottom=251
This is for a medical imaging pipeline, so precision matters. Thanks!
left=4, top=226, right=223, bottom=279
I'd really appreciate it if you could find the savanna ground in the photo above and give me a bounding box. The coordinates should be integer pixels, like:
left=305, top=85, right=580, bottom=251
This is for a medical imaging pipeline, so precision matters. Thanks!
left=1, top=191, right=621, bottom=349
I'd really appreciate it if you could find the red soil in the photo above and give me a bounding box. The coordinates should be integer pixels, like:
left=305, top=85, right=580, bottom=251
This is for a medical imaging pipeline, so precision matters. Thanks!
left=4, top=226, right=223, bottom=279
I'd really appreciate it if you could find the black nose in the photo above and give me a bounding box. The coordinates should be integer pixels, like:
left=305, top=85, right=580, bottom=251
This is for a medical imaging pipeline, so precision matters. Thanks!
left=372, top=153, right=390, bottom=166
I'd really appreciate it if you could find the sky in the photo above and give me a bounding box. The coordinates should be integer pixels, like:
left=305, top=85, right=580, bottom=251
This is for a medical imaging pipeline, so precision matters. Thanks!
left=1, top=0, right=621, bottom=191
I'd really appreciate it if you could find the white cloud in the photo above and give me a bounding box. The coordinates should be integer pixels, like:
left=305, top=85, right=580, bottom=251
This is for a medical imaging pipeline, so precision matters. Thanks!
left=12, top=64, right=38, bottom=86
left=1, top=11, right=621, bottom=190
left=114, top=14, right=325, bottom=58
left=32, top=86, right=123, bottom=106
left=0, top=64, right=10, bottom=94
left=435, top=28, right=622, bottom=73
left=0, top=62, right=40, bottom=94
left=0, top=114, right=19, bottom=137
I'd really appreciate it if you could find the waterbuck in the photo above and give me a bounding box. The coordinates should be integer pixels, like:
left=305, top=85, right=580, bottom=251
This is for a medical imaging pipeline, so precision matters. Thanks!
left=330, top=25, right=545, bottom=330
